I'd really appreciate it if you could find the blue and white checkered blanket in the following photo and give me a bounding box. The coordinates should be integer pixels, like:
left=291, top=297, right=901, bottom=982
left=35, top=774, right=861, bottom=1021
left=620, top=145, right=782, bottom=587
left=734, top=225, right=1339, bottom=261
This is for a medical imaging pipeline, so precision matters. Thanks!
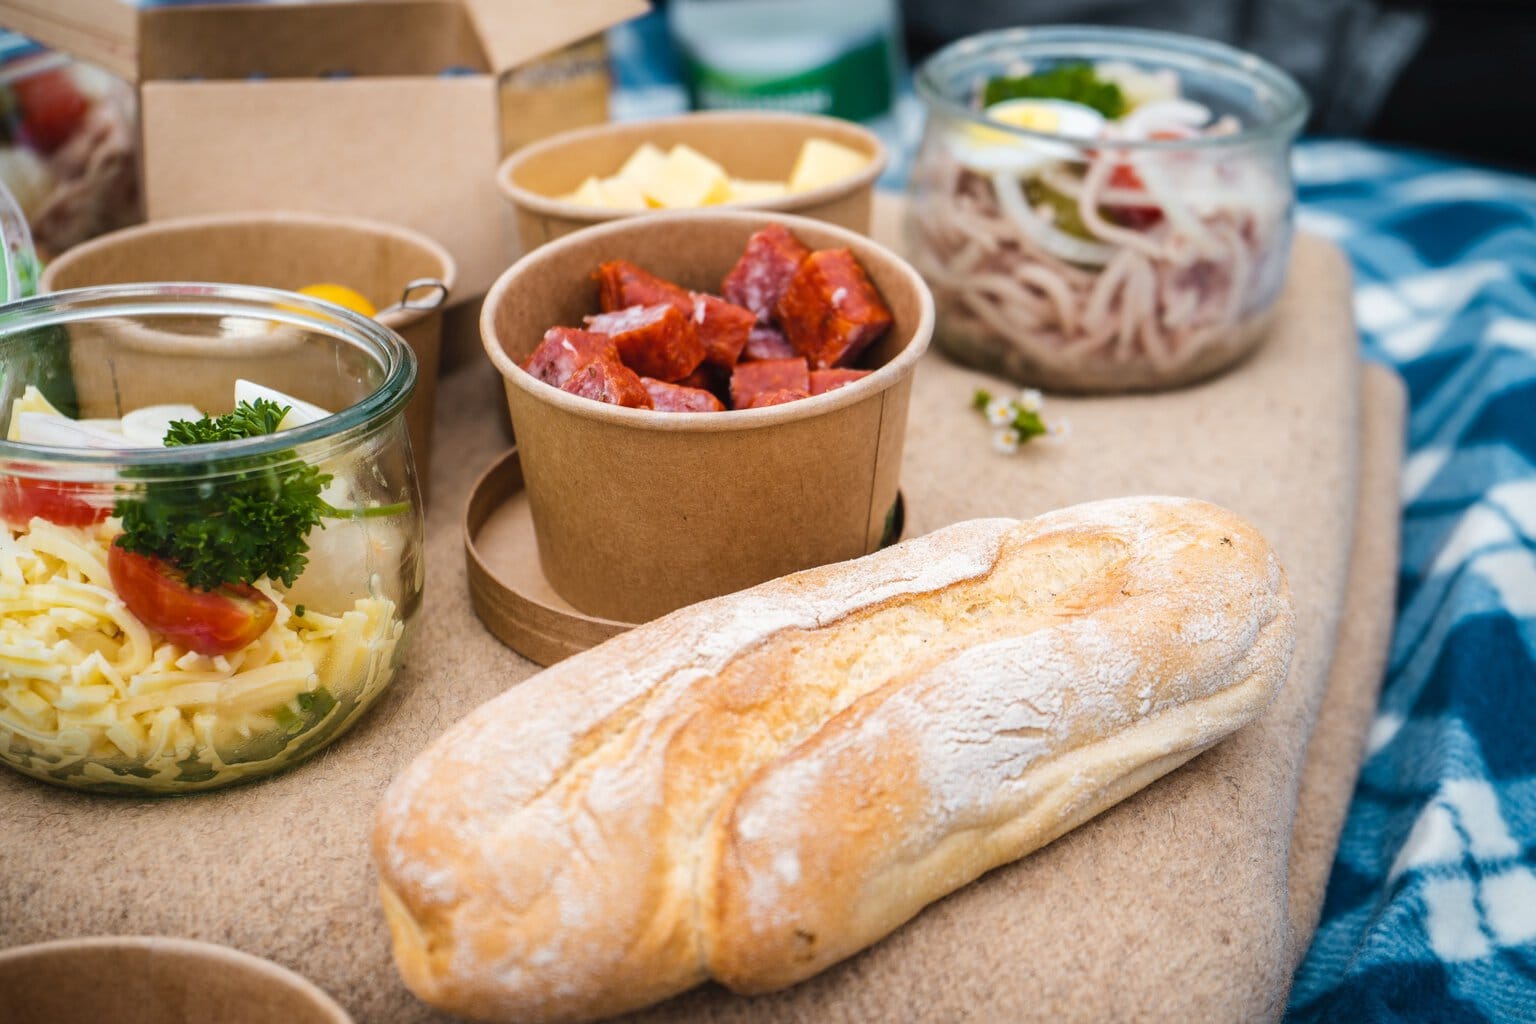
left=1285, top=141, right=1536, bottom=1022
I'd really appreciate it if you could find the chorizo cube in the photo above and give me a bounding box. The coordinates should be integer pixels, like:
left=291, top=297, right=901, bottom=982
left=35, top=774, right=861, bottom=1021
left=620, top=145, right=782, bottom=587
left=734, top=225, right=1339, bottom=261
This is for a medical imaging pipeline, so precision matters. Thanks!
left=722, top=222, right=812, bottom=323
left=746, top=388, right=810, bottom=409
left=522, top=327, right=617, bottom=388
left=809, top=368, right=872, bottom=395
left=729, top=357, right=809, bottom=411
left=688, top=292, right=755, bottom=368
left=594, top=260, right=692, bottom=313
left=641, top=377, right=727, bottom=413
left=676, top=363, right=730, bottom=403
left=586, top=303, right=705, bottom=382
left=775, top=248, right=894, bottom=369
left=742, top=325, right=796, bottom=362
left=561, top=357, right=653, bottom=409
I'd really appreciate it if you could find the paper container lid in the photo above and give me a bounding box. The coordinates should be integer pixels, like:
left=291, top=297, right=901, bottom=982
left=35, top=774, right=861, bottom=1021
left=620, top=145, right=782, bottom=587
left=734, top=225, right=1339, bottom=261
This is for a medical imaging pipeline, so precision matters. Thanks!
left=462, top=0, right=648, bottom=73
left=465, top=446, right=631, bottom=666
left=466, top=445, right=907, bottom=664
left=0, top=936, right=353, bottom=1023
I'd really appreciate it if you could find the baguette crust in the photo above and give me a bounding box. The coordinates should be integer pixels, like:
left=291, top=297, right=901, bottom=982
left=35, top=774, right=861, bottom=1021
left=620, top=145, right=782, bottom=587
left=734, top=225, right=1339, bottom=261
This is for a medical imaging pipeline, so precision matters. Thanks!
left=374, top=497, right=1295, bottom=1023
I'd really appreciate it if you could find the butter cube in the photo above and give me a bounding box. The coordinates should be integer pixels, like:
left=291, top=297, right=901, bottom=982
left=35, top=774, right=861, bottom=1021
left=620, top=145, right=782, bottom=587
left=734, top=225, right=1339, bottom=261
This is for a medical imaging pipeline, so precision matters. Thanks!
left=599, top=176, right=649, bottom=210
left=726, top=178, right=789, bottom=204
left=616, top=142, right=667, bottom=187
left=787, top=138, right=869, bottom=194
left=644, top=144, right=731, bottom=208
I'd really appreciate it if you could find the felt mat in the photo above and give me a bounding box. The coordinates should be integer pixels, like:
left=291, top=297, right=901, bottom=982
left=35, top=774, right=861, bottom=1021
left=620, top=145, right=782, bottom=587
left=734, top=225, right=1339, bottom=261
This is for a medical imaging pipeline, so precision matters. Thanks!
left=0, top=228, right=1402, bottom=1023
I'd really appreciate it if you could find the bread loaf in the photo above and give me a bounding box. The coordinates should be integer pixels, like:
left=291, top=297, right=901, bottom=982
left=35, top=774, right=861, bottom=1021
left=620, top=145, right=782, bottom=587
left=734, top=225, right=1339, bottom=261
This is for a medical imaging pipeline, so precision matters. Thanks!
left=374, top=496, right=1295, bottom=1023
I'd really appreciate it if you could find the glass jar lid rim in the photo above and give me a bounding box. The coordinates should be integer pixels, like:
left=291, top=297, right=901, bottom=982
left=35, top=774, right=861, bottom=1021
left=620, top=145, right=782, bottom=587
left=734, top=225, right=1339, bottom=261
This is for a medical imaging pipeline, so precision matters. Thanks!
left=0, top=281, right=417, bottom=468
left=915, top=24, right=1310, bottom=151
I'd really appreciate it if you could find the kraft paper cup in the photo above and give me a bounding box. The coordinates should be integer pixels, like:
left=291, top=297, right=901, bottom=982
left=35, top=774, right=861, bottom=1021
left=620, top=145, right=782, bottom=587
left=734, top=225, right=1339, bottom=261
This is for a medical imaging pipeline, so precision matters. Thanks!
left=497, top=111, right=888, bottom=253
left=481, top=209, right=933, bottom=624
left=41, top=211, right=454, bottom=492
left=0, top=936, right=353, bottom=1023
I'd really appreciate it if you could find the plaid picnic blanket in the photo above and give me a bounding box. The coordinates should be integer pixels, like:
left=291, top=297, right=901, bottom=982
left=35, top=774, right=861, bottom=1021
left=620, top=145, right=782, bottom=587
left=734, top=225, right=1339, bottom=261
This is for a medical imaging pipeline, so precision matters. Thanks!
left=1285, top=141, right=1536, bottom=1021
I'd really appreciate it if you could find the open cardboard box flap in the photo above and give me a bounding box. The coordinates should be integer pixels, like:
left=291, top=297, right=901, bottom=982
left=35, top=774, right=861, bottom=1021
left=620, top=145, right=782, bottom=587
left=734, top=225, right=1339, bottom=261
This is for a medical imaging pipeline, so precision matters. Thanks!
left=0, top=0, right=648, bottom=81
left=0, top=0, right=648, bottom=300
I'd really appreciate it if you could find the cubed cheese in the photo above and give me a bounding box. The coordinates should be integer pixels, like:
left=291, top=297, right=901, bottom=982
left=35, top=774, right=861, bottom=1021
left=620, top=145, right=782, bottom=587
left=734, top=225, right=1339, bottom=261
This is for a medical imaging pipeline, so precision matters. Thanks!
left=616, top=142, right=667, bottom=187
left=644, top=144, right=731, bottom=208
left=599, top=176, right=649, bottom=210
left=726, top=178, right=789, bottom=203
left=568, top=175, right=610, bottom=207
left=787, top=138, right=869, bottom=193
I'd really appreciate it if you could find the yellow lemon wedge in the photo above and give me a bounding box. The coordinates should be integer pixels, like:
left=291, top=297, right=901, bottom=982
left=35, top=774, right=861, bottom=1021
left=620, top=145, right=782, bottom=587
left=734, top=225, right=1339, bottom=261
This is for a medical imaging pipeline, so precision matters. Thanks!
left=298, top=283, right=377, bottom=318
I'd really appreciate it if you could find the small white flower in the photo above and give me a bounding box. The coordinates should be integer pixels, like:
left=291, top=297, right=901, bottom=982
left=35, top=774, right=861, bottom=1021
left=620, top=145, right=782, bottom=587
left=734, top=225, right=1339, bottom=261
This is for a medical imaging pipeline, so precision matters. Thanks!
left=1045, top=418, right=1072, bottom=442
left=992, top=428, right=1021, bottom=454
left=1017, top=388, right=1043, bottom=413
left=985, top=398, right=1014, bottom=426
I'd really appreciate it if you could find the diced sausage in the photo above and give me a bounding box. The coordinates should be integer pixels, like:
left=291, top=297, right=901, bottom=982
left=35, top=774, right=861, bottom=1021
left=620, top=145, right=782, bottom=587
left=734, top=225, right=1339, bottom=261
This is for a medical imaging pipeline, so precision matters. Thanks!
left=688, top=292, right=754, bottom=368
left=730, top=357, right=809, bottom=410
left=594, top=260, right=693, bottom=313
left=775, top=248, right=894, bottom=368
left=641, top=377, right=727, bottom=413
left=522, top=327, right=617, bottom=388
left=745, top=388, right=810, bottom=409
left=722, top=223, right=813, bottom=323
left=742, top=325, right=796, bottom=362
left=561, top=357, right=653, bottom=409
left=809, top=368, right=872, bottom=395
left=586, top=303, right=705, bottom=382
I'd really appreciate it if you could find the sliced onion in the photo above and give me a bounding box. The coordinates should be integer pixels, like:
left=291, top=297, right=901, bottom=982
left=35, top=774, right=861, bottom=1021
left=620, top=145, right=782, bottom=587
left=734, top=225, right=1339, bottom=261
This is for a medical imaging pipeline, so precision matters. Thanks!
left=991, top=171, right=1115, bottom=267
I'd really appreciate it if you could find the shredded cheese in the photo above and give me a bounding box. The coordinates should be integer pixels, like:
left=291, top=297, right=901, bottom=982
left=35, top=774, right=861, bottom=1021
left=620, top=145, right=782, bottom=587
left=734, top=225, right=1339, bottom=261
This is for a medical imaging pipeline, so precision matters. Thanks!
left=0, top=515, right=403, bottom=791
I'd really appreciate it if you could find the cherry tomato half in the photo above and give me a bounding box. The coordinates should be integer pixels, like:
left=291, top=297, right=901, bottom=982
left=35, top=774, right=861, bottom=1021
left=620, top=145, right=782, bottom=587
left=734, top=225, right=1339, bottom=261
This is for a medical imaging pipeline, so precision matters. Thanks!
left=0, top=473, right=111, bottom=528
left=107, top=545, right=277, bottom=656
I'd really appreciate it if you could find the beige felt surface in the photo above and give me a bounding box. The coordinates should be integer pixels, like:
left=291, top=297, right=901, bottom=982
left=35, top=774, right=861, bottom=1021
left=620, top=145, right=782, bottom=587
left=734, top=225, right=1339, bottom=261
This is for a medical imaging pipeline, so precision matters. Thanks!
left=0, top=222, right=1402, bottom=1022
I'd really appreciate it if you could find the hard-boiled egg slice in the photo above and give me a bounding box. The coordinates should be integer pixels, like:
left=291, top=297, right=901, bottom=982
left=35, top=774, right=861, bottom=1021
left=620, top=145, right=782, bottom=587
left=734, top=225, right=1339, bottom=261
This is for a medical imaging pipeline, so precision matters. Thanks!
left=234, top=379, right=331, bottom=430
left=947, top=98, right=1107, bottom=175
left=121, top=404, right=206, bottom=446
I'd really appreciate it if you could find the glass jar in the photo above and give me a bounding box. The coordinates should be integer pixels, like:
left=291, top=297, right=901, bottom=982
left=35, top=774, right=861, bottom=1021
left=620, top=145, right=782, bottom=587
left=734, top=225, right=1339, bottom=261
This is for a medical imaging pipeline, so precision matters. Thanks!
left=909, top=26, right=1307, bottom=393
left=0, top=284, right=423, bottom=793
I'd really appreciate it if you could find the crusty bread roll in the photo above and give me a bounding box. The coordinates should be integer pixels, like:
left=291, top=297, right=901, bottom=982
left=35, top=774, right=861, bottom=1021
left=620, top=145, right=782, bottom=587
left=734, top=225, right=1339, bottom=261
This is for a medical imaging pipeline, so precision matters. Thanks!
left=374, top=496, right=1295, bottom=1023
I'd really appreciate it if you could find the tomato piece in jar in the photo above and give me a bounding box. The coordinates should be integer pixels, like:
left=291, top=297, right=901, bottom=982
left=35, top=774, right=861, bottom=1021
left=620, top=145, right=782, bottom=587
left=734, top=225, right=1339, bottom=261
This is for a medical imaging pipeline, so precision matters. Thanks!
left=107, top=545, right=278, bottom=656
left=1103, top=163, right=1164, bottom=230
left=0, top=474, right=111, bottom=528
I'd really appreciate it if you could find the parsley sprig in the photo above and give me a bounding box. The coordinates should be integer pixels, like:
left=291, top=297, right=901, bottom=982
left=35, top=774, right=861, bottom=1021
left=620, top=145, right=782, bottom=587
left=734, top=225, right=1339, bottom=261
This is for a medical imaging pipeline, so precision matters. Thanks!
left=113, top=398, right=400, bottom=590
left=982, top=62, right=1127, bottom=120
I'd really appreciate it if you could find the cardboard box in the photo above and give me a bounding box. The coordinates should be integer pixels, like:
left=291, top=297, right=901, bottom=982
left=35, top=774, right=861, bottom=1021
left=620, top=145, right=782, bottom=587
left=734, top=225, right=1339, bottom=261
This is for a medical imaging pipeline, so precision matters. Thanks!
left=0, top=0, right=647, bottom=301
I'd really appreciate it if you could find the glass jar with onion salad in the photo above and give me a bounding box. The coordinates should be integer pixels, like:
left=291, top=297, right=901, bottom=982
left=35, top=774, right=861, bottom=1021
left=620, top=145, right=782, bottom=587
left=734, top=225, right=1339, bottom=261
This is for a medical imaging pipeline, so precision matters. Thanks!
left=0, top=284, right=423, bottom=793
left=908, top=27, right=1308, bottom=392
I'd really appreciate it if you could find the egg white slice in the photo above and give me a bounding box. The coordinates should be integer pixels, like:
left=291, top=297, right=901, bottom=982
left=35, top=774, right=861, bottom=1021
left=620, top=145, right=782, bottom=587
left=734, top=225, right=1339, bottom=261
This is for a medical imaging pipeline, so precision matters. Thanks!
left=121, top=404, right=206, bottom=446
left=947, top=98, right=1107, bottom=175
left=234, top=379, right=330, bottom=431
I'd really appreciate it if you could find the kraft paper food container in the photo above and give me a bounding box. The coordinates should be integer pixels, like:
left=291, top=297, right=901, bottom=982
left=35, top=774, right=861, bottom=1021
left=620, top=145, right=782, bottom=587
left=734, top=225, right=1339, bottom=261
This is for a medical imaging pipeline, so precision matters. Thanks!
left=40, top=211, right=454, bottom=493
left=0, top=936, right=353, bottom=1023
left=481, top=209, right=933, bottom=624
left=496, top=111, right=888, bottom=252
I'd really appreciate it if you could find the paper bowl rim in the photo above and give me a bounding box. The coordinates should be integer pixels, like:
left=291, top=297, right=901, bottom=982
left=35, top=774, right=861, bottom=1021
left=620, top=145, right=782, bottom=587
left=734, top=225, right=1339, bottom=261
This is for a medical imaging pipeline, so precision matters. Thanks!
left=494, top=111, right=889, bottom=224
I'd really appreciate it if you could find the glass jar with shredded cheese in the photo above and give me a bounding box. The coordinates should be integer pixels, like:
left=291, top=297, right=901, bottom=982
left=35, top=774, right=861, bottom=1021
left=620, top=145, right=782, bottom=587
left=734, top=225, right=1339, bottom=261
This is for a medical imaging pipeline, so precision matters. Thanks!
left=0, top=283, right=423, bottom=792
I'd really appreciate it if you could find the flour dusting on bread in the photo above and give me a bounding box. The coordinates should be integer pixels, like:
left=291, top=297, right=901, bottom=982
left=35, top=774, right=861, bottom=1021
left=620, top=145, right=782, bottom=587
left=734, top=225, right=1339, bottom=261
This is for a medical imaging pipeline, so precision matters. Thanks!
left=374, top=497, right=1295, bottom=1023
